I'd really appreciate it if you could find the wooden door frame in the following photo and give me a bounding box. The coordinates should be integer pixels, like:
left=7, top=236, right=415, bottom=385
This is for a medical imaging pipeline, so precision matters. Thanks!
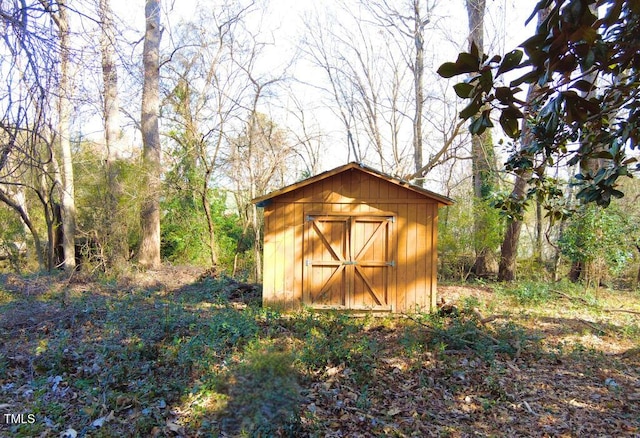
left=303, top=211, right=396, bottom=310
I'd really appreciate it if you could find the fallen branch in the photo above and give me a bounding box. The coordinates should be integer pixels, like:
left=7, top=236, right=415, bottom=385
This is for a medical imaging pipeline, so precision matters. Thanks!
left=550, top=289, right=591, bottom=306
left=578, top=319, right=609, bottom=336
left=602, top=308, right=640, bottom=316
left=471, top=308, right=504, bottom=324
left=402, top=313, right=435, bottom=332
left=551, top=289, right=640, bottom=316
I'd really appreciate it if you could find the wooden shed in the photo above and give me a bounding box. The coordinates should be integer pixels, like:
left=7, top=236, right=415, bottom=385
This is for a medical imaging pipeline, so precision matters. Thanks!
left=252, top=162, right=454, bottom=313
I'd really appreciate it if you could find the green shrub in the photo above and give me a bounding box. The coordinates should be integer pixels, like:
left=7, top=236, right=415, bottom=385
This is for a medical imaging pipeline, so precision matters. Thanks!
left=496, top=281, right=553, bottom=305
left=439, top=194, right=504, bottom=281
left=408, top=310, right=539, bottom=361
left=0, top=204, right=27, bottom=273
left=74, top=147, right=144, bottom=273
left=290, top=311, right=379, bottom=383
left=559, top=204, right=635, bottom=281
left=161, top=157, right=251, bottom=274
left=205, top=307, right=260, bottom=350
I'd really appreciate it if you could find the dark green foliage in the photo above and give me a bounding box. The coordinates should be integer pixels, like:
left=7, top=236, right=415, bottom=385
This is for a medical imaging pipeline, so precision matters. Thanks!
left=160, top=194, right=209, bottom=265
left=495, top=280, right=553, bottom=305
left=559, top=204, right=634, bottom=278
left=0, top=205, right=26, bottom=272
left=290, top=311, right=380, bottom=383
left=205, top=307, right=260, bottom=349
left=439, top=194, right=504, bottom=280
left=406, top=305, right=539, bottom=361
left=161, top=187, right=248, bottom=272
left=74, top=148, right=143, bottom=272
left=439, top=0, right=640, bottom=209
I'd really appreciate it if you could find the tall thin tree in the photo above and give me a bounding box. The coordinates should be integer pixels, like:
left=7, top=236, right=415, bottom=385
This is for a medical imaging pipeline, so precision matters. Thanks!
left=42, top=0, right=77, bottom=271
left=466, top=0, right=497, bottom=276
left=99, top=0, right=128, bottom=269
left=138, top=0, right=162, bottom=268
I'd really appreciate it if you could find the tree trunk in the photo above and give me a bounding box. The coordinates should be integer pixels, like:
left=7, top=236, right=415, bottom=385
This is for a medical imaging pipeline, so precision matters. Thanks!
left=202, top=171, right=219, bottom=268
left=535, top=199, right=543, bottom=264
left=568, top=261, right=584, bottom=282
left=568, top=5, right=599, bottom=283
left=466, top=0, right=497, bottom=277
left=412, top=0, right=424, bottom=185
left=497, top=8, right=549, bottom=281
left=498, top=175, right=528, bottom=281
left=0, top=188, right=45, bottom=269
left=138, top=0, right=162, bottom=269
left=53, top=1, right=76, bottom=272
left=636, top=244, right=640, bottom=287
left=100, top=0, right=128, bottom=270
left=251, top=203, right=262, bottom=282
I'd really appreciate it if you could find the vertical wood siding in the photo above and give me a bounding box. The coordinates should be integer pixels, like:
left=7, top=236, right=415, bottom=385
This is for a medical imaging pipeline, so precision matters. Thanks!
left=262, top=169, right=442, bottom=313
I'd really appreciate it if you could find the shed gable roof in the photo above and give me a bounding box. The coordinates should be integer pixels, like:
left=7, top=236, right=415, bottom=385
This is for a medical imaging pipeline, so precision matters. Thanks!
left=252, top=162, right=454, bottom=206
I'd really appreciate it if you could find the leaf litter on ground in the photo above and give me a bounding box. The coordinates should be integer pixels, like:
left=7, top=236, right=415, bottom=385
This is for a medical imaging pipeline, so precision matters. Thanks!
left=0, top=270, right=638, bottom=436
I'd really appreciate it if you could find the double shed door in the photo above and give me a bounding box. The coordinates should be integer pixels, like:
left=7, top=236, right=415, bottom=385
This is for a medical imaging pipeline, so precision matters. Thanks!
left=303, top=213, right=395, bottom=310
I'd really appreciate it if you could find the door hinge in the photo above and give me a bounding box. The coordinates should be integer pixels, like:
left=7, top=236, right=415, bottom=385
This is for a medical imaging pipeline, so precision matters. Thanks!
left=387, top=260, right=396, bottom=267
left=305, top=215, right=314, bottom=222
left=388, top=216, right=395, bottom=223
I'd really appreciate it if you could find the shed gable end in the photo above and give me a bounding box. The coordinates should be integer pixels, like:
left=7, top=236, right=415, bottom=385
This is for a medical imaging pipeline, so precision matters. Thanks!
left=275, top=169, right=427, bottom=205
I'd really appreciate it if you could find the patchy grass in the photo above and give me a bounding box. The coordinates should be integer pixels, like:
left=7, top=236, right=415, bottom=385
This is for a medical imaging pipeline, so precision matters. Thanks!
left=0, top=271, right=639, bottom=437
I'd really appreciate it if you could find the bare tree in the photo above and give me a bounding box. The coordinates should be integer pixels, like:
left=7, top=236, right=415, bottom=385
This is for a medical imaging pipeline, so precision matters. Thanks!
left=360, top=0, right=435, bottom=181
left=228, top=111, right=296, bottom=281
left=287, top=93, right=324, bottom=177
left=303, top=1, right=466, bottom=181
left=99, top=0, right=123, bottom=162
left=38, top=0, right=78, bottom=272
left=138, top=0, right=162, bottom=268
left=228, top=24, right=293, bottom=281
left=163, top=2, right=258, bottom=269
left=97, top=0, right=129, bottom=269
left=301, top=11, right=372, bottom=165
left=0, top=0, right=82, bottom=270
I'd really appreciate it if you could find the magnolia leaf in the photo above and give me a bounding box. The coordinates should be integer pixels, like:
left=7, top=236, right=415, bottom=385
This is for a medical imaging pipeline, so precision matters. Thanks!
left=470, top=40, right=480, bottom=58
left=593, top=151, right=614, bottom=159
left=499, top=111, right=520, bottom=139
left=572, top=79, right=594, bottom=93
left=470, top=111, right=494, bottom=135
left=510, top=70, right=539, bottom=87
left=496, top=49, right=524, bottom=76
left=459, top=98, right=482, bottom=120
left=488, top=54, right=502, bottom=64
left=453, top=82, right=475, bottom=98
left=437, top=62, right=460, bottom=78
left=456, top=52, right=481, bottom=73
left=437, top=52, right=484, bottom=78
left=611, top=188, right=624, bottom=198
left=495, top=87, right=514, bottom=104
